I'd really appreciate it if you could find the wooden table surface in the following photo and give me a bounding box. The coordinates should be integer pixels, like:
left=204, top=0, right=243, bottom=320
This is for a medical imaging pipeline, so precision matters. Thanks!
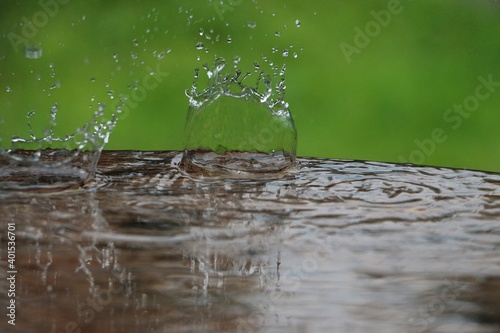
left=1, top=150, right=500, bottom=333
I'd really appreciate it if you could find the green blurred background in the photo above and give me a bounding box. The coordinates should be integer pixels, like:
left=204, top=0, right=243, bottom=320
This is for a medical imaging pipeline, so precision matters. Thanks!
left=1, top=0, right=499, bottom=171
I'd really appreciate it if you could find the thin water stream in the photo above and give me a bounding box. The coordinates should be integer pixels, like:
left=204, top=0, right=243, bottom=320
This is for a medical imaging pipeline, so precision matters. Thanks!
left=1, top=150, right=500, bottom=333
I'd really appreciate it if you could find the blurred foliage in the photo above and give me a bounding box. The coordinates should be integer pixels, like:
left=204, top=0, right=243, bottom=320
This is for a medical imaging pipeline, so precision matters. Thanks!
left=1, top=0, right=499, bottom=171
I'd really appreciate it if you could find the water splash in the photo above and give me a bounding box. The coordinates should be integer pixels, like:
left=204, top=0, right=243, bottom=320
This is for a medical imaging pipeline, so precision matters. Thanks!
left=181, top=57, right=297, bottom=176
left=0, top=104, right=117, bottom=190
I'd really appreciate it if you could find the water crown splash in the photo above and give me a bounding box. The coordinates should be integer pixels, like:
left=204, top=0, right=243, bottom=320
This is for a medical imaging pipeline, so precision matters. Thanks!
left=181, top=57, right=297, bottom=176
left=0, top=104, right=117, bottom=191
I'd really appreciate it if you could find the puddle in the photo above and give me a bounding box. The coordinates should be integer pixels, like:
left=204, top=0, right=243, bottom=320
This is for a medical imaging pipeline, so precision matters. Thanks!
left=1, top=151, right=500, bottom=333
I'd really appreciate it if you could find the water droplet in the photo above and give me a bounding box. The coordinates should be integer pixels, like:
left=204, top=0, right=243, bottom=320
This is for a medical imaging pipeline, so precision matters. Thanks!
left=295, top=19, right=301, bottom=28
left=247, top=21, right=257, bottom=29
left=199, top=28, right=204, bottom=36
left=293, top=52, right=298, bottom=58
left=227, top=35, right=232, bottom=44
left=49, top=81, right=61, bottom=89
left=5, top=86, right=11, bottom=93
left=282, top=49, right=289, bottom=57
left=274, top=31, right=281, bottom=37
left=253, top=61, right=260, bottom=70
left=113, top=53, right=118, bottom=62
left=130, top=52, right=138, bottom=60
left=24, top=46, right=42, bottom=59
left=233, top=56, right=241, bottom=67
left=90, top=77, right=96, bottom=83
left=132, top=39, right=139, bottom=47
left=272, top=47, right=278, bottom=54
left=195, top=42, right=204, bottom=50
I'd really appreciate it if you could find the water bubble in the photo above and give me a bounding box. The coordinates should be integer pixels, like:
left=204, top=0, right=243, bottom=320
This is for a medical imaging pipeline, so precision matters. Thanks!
left=24, top=46, right=42, bottom=59
left=195, top=42, right=204, bottom=50
left=295, top=19, right=301, bottom=28
left=247, top=21, right=257, bottom=28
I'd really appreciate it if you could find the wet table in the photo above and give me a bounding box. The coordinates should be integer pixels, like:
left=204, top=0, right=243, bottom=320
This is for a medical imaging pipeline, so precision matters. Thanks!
left=1, top=151, right=500, bottom=333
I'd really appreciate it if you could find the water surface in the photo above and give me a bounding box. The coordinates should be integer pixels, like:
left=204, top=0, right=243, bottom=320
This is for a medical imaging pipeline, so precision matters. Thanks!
left=1, top=151, right=500, bottom=333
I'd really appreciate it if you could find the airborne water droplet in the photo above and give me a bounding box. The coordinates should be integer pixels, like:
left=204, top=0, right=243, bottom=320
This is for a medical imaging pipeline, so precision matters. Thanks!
left=274, top=31, right=281, bottom=37
left=295, top=19, right=301, bottom=27
left=5, top=86, right=11, bottom=93
left=195, top=42, right=204, bottom=50
left=247, top=21, right=257, bottom=29
left=282, top=49, right=289, bottom=57
left=227, top=35, right=232, bottom=44
left=24, top=46, right=43, bottom=59
left=50, top=81, right=61, bottom=89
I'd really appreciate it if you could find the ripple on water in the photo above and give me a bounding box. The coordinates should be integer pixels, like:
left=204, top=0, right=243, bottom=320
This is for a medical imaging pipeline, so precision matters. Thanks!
left=2, top=151, right=500, bottom=333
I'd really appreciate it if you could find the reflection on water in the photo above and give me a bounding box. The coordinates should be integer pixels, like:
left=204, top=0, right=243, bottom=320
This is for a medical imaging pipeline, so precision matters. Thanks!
left=1, top=151, right=500, bottom=332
